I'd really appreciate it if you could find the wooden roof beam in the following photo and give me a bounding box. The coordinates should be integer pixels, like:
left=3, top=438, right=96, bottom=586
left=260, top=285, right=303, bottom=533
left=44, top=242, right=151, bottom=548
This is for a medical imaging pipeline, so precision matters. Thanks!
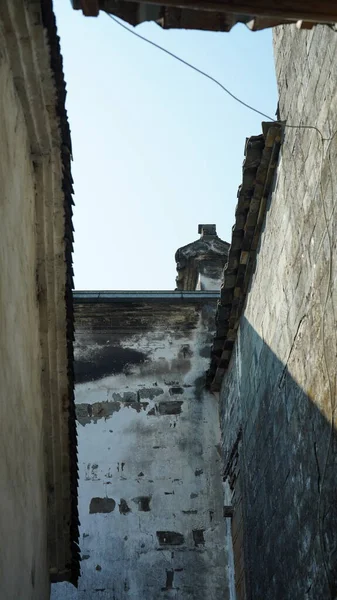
left=101, top=0, right=337, bottom=24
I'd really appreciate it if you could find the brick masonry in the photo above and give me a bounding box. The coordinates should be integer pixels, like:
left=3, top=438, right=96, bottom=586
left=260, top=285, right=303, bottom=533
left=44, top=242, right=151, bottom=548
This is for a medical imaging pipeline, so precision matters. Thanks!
left=220, top=24, right=337, bottom=600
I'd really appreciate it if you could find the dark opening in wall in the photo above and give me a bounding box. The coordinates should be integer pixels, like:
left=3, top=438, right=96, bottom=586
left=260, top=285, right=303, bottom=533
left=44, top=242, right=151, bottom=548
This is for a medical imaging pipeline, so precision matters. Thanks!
left=193, top=529, right=205, bottom=546
left=156, top=531, right=185, bottom=546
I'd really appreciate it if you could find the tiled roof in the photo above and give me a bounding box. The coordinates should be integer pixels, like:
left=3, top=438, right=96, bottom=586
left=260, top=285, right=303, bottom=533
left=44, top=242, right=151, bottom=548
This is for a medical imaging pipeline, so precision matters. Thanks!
left=41, top=0, right=79, bottom=584
left=72, top=0, right=250, bottom=30
left=207, top=122, right=282, bottom=391
left=72, top=0, right=337, bottom=31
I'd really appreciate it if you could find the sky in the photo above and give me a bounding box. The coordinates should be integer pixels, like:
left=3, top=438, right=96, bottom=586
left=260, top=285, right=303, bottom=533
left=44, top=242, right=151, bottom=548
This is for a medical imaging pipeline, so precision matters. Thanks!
left=54, top=1, right=278, bottom=290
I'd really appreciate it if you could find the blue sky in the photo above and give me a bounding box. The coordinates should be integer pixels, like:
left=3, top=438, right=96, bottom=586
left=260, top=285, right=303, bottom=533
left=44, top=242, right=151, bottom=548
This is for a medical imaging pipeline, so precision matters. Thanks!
left=54, top=1, right=278, bottom=290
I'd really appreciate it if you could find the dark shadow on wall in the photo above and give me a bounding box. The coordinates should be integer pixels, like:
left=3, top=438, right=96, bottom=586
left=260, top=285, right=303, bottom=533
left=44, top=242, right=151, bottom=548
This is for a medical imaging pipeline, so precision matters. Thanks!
left=220, top=317, right=337, bottom=600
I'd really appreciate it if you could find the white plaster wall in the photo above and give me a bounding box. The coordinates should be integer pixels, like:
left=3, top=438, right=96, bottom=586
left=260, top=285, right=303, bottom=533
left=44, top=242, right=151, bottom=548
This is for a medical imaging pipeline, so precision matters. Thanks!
left=0, top=40, right=49, bottom=600
left=52, top=304, right=229, bottom=599
left=197, top=273, right=224, bottom=291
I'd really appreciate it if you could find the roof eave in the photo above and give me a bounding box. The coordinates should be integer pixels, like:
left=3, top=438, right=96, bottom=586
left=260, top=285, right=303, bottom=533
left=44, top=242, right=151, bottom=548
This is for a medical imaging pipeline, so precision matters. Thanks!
left=40, top=0, right=80, bottom=584
left=71, top=0, right=337, bottom=30
left=207, top=122, right=283, bottom=392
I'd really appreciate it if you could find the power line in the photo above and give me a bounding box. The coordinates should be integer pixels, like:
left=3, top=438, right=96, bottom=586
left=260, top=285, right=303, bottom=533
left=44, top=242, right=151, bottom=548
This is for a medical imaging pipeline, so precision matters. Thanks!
left=106, top=13, right=275, bottom=122
left=106, top=13, right=335, bottom=143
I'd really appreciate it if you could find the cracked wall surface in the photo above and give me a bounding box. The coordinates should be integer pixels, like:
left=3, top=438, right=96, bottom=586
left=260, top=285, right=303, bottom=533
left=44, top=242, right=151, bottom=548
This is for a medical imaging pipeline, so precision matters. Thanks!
left=52, top=298, right=230, bottom=599
left=220, top=24, right=337, bottom=600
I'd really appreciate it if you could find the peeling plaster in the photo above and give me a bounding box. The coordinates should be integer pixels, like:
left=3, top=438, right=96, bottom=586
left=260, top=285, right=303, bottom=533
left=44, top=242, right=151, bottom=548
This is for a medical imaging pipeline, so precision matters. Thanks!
left=52, top=300, right=229, bottom=599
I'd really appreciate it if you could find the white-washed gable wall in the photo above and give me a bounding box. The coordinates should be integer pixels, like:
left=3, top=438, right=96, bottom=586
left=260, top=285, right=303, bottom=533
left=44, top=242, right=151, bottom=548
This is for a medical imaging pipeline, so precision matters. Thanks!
left=52, top=300, right=229, bottom=600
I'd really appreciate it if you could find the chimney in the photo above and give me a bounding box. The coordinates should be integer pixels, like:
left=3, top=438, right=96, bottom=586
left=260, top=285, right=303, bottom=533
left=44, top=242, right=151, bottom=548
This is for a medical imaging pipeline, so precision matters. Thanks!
left=198, top=224, right=217, bottom=237
left=175, top=224, right=229, bottom=291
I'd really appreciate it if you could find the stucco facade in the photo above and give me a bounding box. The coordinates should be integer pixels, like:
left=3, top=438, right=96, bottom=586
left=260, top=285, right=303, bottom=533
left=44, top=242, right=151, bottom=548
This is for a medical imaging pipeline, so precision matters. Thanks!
left=212, top=24, right=337, bottom=600
left=53, top=293, right=229, bottom=599
left=0, top=1, right=78, bottom=596
left=0, top=21, right=50, bottom=599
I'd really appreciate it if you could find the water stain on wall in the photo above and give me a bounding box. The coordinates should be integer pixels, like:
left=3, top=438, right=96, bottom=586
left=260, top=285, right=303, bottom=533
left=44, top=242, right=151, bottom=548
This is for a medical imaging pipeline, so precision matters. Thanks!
left=75, top=346, right=147, bottom=384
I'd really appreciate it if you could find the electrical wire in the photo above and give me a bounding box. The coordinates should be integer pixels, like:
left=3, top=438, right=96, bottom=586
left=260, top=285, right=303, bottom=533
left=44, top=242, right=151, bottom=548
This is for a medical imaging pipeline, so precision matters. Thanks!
left=106, top=13, right=335, bottom=143
left=106, top=12, right=275, bottom=122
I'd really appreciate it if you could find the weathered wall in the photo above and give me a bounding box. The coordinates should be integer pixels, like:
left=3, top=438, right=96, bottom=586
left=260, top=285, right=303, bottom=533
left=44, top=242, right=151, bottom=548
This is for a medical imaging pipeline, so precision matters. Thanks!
left=220, top=24, right=337, bottom=600
left=1, top=0, right=78, bottom=592
left=0, top=24, right=49, bottom=600
left=52, top=296, right=229, bottom=599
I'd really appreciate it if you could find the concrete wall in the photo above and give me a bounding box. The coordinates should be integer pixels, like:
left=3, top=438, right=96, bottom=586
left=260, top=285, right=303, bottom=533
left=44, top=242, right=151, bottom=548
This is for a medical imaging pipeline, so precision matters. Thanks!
left=52, top=296, right=229, bottom=599
left=0, top=25, right=49, bottom=600
left=220, top=24, right=337, bottom=600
